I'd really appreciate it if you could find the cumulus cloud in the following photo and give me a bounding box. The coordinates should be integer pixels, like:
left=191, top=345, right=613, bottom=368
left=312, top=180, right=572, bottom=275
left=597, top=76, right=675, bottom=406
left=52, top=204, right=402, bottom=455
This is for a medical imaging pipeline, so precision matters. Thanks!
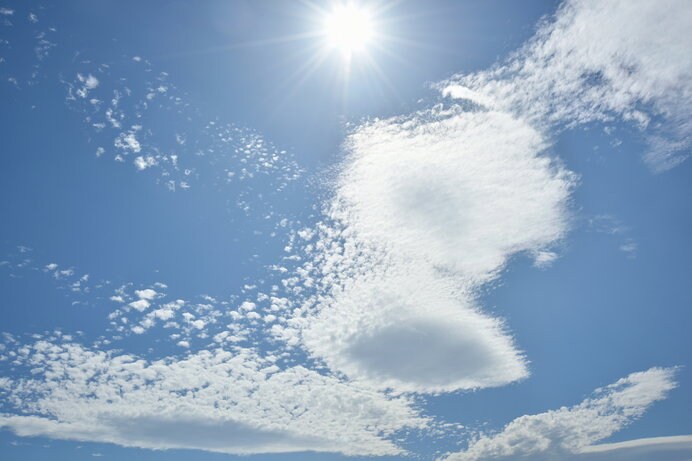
left=338, top=110, right=573, bottom=282
left=134, top=288, right=158, bottom=300
left=75, top=73, right=99, bottom=98
left=441, top=0, right=692, bottom=172
left=128, top=299, right=150, bottom=312
left=289, top=0, right=692, bottom=396
left=0, top=341, right=426, bottom=456
left=301, top=266, right=528, bottom=393
left=442, top=367, right=681, bottom=461
left=1, top=0, right=688, bottom=456
left=288, top=105, right=574, bottom=393
left=115, top=130, right=142, bottom=154
left=78, top=73, right=99, bottom=90
left=134, top=155, right=157, bottom=171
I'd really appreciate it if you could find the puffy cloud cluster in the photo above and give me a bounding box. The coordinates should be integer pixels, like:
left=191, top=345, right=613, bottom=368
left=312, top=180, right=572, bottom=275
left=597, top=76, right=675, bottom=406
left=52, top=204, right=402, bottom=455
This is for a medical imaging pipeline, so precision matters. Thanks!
left=63, top=59, right=303, bottom=208
left=288, top=105, right=575, bottom=393
left=0, top=0, right=690, bottom=457
left=0, top=340, right=426, bottom=456
left=285, top=0, right=692, bottom=398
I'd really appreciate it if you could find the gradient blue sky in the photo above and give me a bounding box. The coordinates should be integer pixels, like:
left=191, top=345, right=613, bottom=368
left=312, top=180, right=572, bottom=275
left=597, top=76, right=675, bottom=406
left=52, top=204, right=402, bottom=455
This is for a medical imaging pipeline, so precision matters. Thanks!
left=1, top=1, right=691, bottom=460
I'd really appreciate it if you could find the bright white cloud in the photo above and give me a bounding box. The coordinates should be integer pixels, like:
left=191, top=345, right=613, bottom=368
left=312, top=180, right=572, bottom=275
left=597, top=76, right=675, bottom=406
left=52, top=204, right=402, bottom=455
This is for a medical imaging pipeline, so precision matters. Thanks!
left=75, top=73, right=100, bottom=98
left=115, top=131, right=142, bottom=154
left=134, top=155, right=157, bottom=171
left=443, top=435, right=692, bottom=461
left=0, top=0, right=688, bottom=457
left=442, top=367, right=680, bottom=461
left=0, top=341, right=426, bottom=456
left=61, top=59, right=303, bottom=202
left=290, top=0, right=691, bottom=395
left=128, top=299, right=150, bottom=312
left=442, top=0, right=692, bottom=172
left=80, top=73, right=99, bottom=90
left=338, top=109, right=573, bottom=282
left=289, top=105, right=574, bottom=393
left=302, top=268, right=528, bottom=393
left=532, top=250, right=559, bottom=268
left=134, top=288, right=158, bottom=300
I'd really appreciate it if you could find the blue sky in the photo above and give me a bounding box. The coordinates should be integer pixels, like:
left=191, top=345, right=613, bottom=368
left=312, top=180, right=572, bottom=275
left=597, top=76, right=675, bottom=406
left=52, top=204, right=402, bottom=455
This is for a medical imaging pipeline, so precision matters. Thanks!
left=0, top=1, right=691, bottom=460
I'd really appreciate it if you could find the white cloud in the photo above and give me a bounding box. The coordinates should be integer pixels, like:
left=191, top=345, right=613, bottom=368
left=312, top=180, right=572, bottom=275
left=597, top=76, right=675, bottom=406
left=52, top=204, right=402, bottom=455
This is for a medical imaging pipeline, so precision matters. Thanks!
left=150, top=306, right=176, bottom=321
left=1, top=1, right=687, bottom=456
left=75, top=74, right=100, bottom=98
left=442, top=85, right=494, bottom=108
left=588, top=215, right=637, bottom=258
left=574, top=435, right=692, bottom=460
left=289, top=106, right=574, bottom=393
left=619, top=240, right=637, bottom=258
left=134, top=155, right=157, bottom=171
left=301, top=267, right=528, bottom=393
left=443, top=435, right=692, bottom=461
left=62, top=57, right=303, bottom=202
left=134, top=288, right=158, bottom=300
left=442, top=0, right=692, bottom=172
left=339, top=110, right=573, bottom=282
left=114, top=130, right=142, bottom=154
left=442, top=367, right=680, bottom=461
left=291, top=0, right=690, bottom=394
left=533, top=250, right=559, bottom=268
left=82, top=74, right=99, bottom=90
left=128, top=299, right=150, bottom=312
left=0, top=341, right=426, bottom=456
left=189, top=319, right=205, bottom=330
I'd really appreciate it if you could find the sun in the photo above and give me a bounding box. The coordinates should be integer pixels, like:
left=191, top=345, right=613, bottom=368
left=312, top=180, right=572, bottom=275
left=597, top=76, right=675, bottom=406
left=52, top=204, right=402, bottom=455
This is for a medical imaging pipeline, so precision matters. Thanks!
left=323, top=3, right=374, bottom=57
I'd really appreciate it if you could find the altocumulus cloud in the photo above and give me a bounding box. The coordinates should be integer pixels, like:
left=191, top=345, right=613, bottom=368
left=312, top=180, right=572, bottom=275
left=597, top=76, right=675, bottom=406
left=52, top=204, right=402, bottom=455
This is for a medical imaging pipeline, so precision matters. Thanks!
left=282, top=0, right=692, bottom=398
left=286, top=107, right=575, bottom=393
left=0, top=0, right=691, bottom=457
left=0, top=339, right=426, bottom=456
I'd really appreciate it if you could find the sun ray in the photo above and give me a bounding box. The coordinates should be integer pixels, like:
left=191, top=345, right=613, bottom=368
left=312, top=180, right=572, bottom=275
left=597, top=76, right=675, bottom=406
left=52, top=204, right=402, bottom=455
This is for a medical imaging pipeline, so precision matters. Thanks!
left=263, top=45, right=334, bottom=120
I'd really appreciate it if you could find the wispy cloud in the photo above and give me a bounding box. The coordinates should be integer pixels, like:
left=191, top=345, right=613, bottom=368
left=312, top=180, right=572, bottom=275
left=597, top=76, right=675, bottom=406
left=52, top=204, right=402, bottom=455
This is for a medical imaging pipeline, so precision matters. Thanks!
left=576, top=435, right=692, bottom=460
left=588, top=215, right=638, bottom=258
left=442, top=367, right=681, bottom=461
left=441, top=0, right=692, bottom=172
